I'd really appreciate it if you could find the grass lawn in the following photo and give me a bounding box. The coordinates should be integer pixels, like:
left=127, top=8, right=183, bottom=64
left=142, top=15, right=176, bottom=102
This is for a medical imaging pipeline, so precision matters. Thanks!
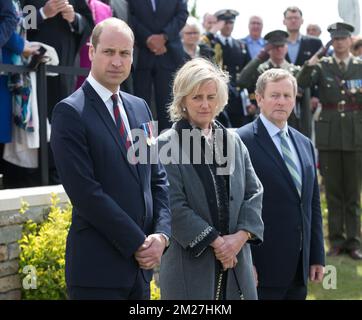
left=307, top=193, right=362, bottom=300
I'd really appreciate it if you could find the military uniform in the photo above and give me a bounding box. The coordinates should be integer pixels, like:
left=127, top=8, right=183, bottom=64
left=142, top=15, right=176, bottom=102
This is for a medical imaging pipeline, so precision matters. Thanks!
left=201, top=10, right=250, bottom=128
left=297, top=23, right=362, bottom=257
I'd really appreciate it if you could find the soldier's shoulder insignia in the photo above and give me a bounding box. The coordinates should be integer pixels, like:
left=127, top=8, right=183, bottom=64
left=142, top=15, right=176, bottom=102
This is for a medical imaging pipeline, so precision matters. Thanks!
left=258, top=62, right=269, bottom=73
left=289, top=65, right=301, bottom=73
left=320, top=56, right=332, bottom=64
left=215, top=43, right=222, bottom=50
left=352, top=57, right=362, bottom=64
left=201, top=35, right=210, bottom=45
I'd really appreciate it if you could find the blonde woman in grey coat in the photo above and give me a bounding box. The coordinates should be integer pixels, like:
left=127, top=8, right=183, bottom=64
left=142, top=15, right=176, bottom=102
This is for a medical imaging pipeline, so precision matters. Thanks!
left=157, top=58, right=264, bottom=300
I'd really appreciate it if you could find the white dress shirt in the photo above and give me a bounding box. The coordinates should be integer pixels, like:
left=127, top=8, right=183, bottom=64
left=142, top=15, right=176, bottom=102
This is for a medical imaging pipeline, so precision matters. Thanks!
left=87, top=73, right=133, bottom=142
left=218, top=34, right=233, bottom=47
left=259, top=114, right=302, bottom=178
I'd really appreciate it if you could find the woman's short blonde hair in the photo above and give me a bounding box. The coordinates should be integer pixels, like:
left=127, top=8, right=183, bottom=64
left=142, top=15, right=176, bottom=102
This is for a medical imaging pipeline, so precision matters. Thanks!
left=168, top=58, right=229, bottom=122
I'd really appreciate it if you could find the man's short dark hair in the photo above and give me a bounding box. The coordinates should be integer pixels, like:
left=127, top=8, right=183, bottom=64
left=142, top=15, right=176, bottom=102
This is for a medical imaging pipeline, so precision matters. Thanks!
left=283, top=6, right=303, bottom=18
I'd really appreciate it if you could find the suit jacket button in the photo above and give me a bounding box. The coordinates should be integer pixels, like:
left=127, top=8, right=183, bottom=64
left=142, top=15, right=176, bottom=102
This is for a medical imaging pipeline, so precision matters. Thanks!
left=230, top=196, right=234, bottom=201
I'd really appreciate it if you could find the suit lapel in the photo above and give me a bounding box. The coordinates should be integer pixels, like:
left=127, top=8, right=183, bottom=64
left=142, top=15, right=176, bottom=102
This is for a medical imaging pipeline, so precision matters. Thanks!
left=295, top=38, right=306, bottom=65
left=120, top=92, right=148, bottom=188
left=82, top=82, right=140, bottom=182
left=254, top=118, right=300, bottom=197
left=146, top=0, right=155, bottom=12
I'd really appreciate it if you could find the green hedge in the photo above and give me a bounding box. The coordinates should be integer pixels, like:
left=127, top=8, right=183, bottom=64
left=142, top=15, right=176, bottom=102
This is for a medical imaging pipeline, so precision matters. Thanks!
left=19, top=194, right=71, bottom=299
left=18, top=194, right=160, bottom=300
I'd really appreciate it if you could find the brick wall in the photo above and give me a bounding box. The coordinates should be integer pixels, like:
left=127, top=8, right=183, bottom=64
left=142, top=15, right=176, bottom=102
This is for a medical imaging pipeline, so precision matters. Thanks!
left=0, top=186, right=68, bottom=300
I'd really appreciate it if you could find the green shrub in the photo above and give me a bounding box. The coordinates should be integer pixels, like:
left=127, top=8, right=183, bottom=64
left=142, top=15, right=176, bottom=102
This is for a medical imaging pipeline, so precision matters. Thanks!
left=19, top=194, right=71, bottom=300
left=18, top=194, right=162, bottom=300
left=150, top=279, right=161, bottom=300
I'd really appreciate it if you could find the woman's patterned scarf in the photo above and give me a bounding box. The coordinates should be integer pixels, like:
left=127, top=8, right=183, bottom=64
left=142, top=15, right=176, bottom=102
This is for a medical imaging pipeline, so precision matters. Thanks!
left=8, top=0, right=33, bottom=132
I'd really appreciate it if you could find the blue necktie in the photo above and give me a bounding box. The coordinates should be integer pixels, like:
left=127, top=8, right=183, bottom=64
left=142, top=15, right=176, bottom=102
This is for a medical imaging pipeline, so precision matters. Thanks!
left=279, top=130, right=302, bottom=196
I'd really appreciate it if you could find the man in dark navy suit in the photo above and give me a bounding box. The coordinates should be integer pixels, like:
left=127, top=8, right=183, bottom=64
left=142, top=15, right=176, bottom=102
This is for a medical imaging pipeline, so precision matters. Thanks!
left=51, top=18, right=171, bottom=300
left=237, top=69, right=325, bottom=300
left=283, top=6, right=323, bottom=137
left=128, top=0, right=188, bottom=131
left=283, top=6, right=322, bottom=66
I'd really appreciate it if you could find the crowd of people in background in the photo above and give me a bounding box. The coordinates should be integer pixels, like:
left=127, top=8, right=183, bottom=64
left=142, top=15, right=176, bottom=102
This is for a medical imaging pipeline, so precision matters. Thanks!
left=0, top=0, right=361, bottom=300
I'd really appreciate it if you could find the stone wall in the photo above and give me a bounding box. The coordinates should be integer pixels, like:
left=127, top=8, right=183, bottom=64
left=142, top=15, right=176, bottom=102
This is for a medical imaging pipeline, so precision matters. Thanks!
left=0, top=186, right=68, bottom=300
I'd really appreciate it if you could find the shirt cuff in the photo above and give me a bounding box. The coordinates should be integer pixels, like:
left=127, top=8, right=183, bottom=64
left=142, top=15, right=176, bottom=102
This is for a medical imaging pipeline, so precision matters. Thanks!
left=39, top=7, right=48, bottom=20
left=158, top=233, right=170, bottom=247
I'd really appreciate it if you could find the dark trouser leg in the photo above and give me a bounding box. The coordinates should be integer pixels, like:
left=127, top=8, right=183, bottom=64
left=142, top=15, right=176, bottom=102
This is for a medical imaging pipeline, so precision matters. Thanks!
left=285, top=253, right=307, bottom=300
left=257, top=285, right=306, bottom=300
left=319, top=151, right=346, bottom=248
left=134, top=68, right=153, bottom=108
left=67, top=272, right=150, bottom=300
left=257, top=252, right=306, bottom=300
left=153, top=66, right=174, bottom=132
left=343, top=151, right=362, bottom=250
left=120, top=74, right=134, bottom=95
left=257, top=286, right=287, bottom=300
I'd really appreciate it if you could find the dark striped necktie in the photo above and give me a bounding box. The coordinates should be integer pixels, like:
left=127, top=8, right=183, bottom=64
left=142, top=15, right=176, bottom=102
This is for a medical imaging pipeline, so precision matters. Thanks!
left=339, top=61, right=346, bottom=73
left=279, top=130, right=302, bottom=196
left=111, top=94, right=131, bottom=150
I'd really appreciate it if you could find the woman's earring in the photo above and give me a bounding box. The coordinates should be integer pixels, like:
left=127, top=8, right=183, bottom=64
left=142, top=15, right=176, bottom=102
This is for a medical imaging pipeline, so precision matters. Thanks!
left=182, top=107, right=186, bottom=112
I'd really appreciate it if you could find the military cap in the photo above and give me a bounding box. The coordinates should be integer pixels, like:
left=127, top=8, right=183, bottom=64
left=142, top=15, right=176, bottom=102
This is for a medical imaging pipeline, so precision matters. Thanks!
left=264, top=30, right=289, bottom=46
left=214, top=9, right=239, bottom=22
left=327, top=22, right=354, bottom=39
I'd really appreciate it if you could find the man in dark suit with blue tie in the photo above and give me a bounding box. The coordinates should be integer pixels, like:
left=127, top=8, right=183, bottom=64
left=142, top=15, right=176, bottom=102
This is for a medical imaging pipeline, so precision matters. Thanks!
left=237, top=69, right=325, bottom=300
left=283, top=6, right=323, bottom=137
left=50, top=18, right=171, bottom=300
left=128, top=0, right=188, bottom=131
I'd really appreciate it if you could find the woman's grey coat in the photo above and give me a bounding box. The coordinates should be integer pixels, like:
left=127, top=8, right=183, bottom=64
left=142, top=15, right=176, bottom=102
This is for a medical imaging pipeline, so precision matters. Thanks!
left=157, top=125, right=264, bottom=300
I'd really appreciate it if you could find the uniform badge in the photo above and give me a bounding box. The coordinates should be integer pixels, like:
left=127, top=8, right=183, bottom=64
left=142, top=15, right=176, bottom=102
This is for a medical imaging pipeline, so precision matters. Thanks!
left=346, top=79, right=362, bottom=94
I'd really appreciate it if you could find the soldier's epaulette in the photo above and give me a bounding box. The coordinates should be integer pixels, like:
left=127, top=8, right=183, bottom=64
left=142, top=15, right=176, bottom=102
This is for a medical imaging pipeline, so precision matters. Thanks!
left=288, top=65, right=301, bottom=73
left=258, top=62, right=270, bottom=73
left=320, top=56, right=333, bottom=64
left=352, top=56, right=362, bottom=64
left=201, top=34, right=211, bottom=45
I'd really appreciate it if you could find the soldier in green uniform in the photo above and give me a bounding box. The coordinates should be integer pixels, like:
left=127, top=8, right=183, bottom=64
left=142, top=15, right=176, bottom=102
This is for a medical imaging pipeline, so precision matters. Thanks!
left=201, top=9, right=250, bottom=128
left=297, top=22, right=362, bottom=260
left=238, top=30, right=307, bottom=130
